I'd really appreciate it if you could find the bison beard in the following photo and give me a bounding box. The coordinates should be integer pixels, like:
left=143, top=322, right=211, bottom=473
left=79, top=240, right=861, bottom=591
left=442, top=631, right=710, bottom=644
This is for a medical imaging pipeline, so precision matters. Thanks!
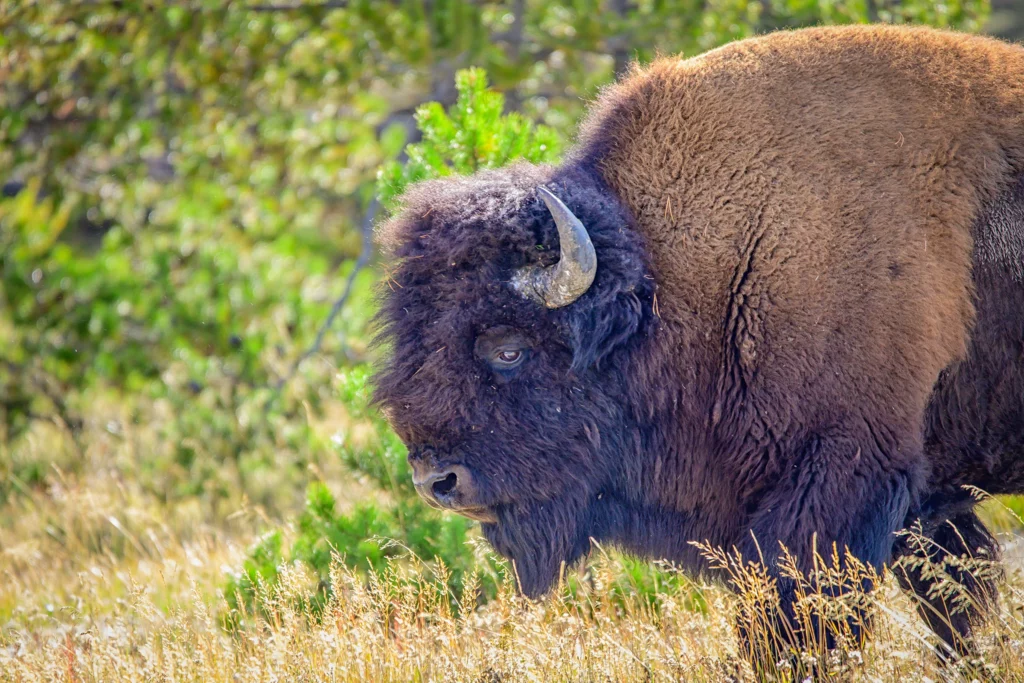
left=482, top=499, right=592, bottom=599
left=373, top=25, right=1024, bottom=668
left=484, top=488, right=714, bottom=598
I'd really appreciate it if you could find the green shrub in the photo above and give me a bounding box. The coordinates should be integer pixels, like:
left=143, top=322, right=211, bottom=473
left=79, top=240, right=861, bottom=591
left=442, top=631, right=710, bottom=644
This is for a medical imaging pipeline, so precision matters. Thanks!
left=376, top=68, right=564, bottom=210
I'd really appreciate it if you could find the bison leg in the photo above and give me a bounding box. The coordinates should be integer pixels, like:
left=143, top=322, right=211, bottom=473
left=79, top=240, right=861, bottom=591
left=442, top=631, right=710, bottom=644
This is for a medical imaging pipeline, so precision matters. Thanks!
left=892, top=509, right=1000, bottom=658
left=732, top=430, right=916, bottom=673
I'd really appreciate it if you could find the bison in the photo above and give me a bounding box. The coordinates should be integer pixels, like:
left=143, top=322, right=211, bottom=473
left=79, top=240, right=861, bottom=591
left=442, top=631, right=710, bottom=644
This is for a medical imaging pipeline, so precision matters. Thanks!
left=373, top=24, right=1024, bottom=660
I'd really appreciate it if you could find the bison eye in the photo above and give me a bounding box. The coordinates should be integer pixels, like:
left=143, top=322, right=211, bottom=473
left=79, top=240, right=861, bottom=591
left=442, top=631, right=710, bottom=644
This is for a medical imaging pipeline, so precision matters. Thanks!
left=493, top=350, right=528, bottom=370
left=494, top=349, right=523, bottom=366
left=474, top=326, right=530, bottom=377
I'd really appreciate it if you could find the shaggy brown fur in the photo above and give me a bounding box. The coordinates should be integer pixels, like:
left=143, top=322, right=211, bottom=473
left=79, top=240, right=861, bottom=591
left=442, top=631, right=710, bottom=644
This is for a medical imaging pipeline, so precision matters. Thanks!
left=374, top=24, right=1024, bottom=664
left=580, top=26, right=1024, bottom=455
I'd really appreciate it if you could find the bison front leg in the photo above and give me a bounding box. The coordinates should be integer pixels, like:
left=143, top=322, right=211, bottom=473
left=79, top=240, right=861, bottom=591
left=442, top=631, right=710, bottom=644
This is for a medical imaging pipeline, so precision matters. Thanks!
left=733, top=431, right=917, bottom=673
left=892, top=508, right=1001, bottom=658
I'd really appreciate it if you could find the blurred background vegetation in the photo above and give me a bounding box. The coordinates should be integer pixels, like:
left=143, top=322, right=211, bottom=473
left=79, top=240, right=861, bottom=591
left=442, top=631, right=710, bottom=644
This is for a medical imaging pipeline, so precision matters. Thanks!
left=2, top=0, right=1021, bottom=620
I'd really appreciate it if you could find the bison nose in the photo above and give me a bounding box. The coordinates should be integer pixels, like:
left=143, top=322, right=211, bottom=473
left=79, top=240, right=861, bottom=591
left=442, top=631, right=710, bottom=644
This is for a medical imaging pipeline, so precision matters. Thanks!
left=411, top=463, right=476, bottom=509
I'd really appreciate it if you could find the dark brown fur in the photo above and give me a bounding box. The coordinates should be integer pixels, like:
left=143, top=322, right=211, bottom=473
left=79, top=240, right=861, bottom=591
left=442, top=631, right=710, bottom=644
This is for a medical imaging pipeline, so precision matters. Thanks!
left=374, top=25, right=1024, bottom=660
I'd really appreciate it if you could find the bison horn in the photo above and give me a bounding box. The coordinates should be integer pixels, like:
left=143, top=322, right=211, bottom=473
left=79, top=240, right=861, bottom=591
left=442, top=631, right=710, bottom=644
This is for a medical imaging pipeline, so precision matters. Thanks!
left=512, top=187, right=597, bottom=308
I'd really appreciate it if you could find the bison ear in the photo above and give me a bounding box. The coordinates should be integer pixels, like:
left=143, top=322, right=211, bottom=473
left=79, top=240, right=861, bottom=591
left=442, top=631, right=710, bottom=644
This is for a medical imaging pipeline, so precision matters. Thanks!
left=562, top=283, right=654, bottom=371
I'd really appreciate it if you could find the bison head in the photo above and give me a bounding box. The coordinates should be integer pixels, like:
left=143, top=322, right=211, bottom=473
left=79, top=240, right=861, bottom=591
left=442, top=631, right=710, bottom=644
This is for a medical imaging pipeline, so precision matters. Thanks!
left=373, top=163, right=657, bottom=596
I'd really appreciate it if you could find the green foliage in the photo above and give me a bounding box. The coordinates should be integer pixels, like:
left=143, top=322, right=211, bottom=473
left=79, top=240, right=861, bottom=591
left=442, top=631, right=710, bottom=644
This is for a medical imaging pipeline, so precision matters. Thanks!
left=333, top=366, right=414, bottom=497
left=0, top=168, right=364, bottom=509
left=377, top=69, right=564, bottom=209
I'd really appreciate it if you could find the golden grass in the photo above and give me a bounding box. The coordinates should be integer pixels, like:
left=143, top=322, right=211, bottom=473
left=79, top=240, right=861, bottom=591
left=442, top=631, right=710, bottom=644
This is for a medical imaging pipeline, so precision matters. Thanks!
left=2, top=475, right=1024, bottom=682
left=3, top=418, right=1024, bottom=682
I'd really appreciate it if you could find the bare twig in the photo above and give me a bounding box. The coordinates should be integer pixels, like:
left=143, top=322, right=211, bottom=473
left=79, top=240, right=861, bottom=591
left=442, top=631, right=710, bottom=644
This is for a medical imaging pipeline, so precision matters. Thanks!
left=501, top=0, right=526, bottom=111
left=271, top=197, right=378, bottom=401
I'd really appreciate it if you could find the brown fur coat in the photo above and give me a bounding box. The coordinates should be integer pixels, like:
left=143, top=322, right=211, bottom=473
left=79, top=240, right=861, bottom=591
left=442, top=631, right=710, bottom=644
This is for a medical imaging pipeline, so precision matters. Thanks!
left=576, top=24, right=1024, bottom=499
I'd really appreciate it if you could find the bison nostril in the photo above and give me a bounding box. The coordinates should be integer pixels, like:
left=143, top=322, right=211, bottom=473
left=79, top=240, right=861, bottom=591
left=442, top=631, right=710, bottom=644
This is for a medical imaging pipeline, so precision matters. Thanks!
left=432, top=472, right=459, bottom=499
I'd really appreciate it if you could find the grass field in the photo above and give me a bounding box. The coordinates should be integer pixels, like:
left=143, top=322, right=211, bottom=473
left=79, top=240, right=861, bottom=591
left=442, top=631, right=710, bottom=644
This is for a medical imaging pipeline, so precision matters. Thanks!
left=2, top=406, right=1024, bottom=682
left=5, top=0, right=1021, bottom=677
left=3, top=6, right=1017, bottom=679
